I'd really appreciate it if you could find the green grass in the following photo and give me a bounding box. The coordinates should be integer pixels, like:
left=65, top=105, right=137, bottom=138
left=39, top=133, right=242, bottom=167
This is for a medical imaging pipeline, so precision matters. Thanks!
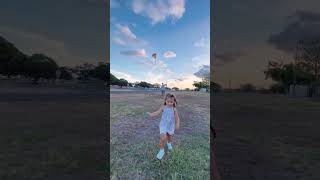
left=111, top=133, right=209, bottom=179
left=111, top=103, right=145, bottom=123
left=111, top=92, right=210, bottom=179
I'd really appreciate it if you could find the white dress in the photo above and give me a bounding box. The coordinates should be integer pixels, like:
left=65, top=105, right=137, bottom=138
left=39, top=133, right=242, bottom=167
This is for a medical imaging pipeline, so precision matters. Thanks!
left=159, top=106, right=175, bottom=135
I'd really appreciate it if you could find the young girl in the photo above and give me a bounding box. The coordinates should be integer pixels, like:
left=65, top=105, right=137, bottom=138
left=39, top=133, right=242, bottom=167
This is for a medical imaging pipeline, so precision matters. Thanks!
left=147, top=93, right=180, bottom=160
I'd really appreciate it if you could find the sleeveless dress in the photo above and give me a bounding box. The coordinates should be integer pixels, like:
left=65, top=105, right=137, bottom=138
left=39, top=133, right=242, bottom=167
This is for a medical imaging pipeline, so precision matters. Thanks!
left=159, top=106, right=175, bottom=135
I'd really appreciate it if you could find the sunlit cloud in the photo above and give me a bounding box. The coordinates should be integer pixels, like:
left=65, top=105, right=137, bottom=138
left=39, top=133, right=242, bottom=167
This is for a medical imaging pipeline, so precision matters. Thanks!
left=194, top=37, right=209, bottom=48
left=111, top=69, right=139, bottom=82
left=116, top=24, right=137, bottom=40
left=120, top=49, right=147, bottom=58
left=163, top=51, right=177, bottom=58
left=132, top=0, right=186, bottom=25
left=112, top=37, right=127, bottom=46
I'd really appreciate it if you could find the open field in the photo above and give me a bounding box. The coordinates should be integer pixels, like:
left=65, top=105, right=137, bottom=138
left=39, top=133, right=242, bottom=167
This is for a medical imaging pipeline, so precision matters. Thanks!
left=213, top=93, right=320, bottom=180
left=0, top=86, right=107, bottom=180
left=111, top=91, right=210, bottom=179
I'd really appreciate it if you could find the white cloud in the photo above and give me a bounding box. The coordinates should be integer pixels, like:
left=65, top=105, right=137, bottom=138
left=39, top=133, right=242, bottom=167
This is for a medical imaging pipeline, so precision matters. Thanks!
left=167, top=74, right=202, bottom=89
left=132, top=0, right=186, bottom=25
left=192, top=54, right=210, bottom=68
left=120, top=49, right=147, bottom=58
left=163, top=51, right=176, bottom=58
left=112, top=22, right=147, bottom=47
left=116, top=24, right=137, bottom=40
left=111, top=69, right=139, bottom=82
left=194, top=37, right=209, bottom=48
left=112, top=37, right=127, bottom=46
left=132, top=0, right=145, bottom=14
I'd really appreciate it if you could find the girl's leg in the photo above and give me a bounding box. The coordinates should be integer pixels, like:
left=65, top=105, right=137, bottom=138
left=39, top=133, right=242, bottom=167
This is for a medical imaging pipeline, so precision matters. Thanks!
left=167, top=133, right=172, bottom=143
left=166, top=133, right=173, bottom=150
left=157, top=133, right=167, bottom=159
left=159, top=133, right=167, bottom=149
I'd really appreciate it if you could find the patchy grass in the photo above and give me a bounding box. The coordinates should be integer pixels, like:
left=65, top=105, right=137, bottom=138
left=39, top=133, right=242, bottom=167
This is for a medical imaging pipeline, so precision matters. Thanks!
left=214, top=93, right=320, bottom=180
left=0, top=88, right=107, bottom=180
left=111, top=92, right=210, bottom=179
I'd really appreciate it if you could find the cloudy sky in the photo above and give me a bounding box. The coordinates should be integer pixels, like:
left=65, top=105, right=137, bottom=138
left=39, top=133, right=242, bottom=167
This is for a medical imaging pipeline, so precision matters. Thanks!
left=213, top=0, right=320, bottom=89
left=110, top=0, right=210, bottom=89
left=0, top=0, right=107, bottom=66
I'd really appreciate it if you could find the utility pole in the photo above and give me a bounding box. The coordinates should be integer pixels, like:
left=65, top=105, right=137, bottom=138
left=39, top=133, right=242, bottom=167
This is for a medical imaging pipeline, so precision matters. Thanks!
left=293, top=40, right=300, bottom=97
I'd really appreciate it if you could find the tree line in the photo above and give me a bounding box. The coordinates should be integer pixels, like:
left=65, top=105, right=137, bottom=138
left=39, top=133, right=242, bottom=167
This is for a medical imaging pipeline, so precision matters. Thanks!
left=264, top=40, right=320, bottom=94
left=0, top=36, right=108, bottom=84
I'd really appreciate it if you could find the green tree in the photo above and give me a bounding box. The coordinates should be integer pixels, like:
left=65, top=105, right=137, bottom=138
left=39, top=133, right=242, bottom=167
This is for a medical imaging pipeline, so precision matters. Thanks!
left=138, top=81, right=152, bottom=88
left=93, top=62, right=108, bottom=81
left=118, top=78, right=128, bottom=88
left=75, top=63, right=95, bottom=80
left=264, top=61, right=314, bottom=92
left=110, top=73, right=119, bottom=85
left=58, top=66, right=73, bottom=80
left=0, top=36, right=27, bottom=78
left=240, top=83, right=256, bottom=92
left=193, top=80, right=209, bottom=90
left=297, top=40, right=320, bottom=81
left=211, top=82, right=222, bottom=92
left=24, top=54, right=58, bottom=83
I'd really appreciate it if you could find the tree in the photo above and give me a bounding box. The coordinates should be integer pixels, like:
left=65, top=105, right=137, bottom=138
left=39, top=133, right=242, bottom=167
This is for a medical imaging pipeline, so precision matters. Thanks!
left=193, top=80, right=209, bottom=90
left=110, top=73, right=119, bottom=85
left=240, top=83, right=256, bottom=92
left=297, top=40, right=320, bottom=81
left=0, top=36, right=28, bottom=78
left=93, top=62, right=108, bottom=81
left=58, top=66, right=73, bottom=80
left=264, top=60, right=314, bottom=91
left=118, top=78, right=128, bottom=87
left=269, top=83, right=286, bottom=94
left=75, top=63, right=95, bottom=80
left=211, top=82, right=222, bottom=92
left=24, top=54, right=58, bottom=83
left=172, top=87, right=179, bottom=91
left=138, top=81, right=152, bottom=88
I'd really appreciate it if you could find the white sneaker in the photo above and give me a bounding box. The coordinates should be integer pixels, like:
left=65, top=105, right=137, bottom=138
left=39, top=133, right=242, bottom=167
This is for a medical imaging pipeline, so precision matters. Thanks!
left=167, top=143, right=173, bottom=150
left=156, top=149, right=165, bottom=160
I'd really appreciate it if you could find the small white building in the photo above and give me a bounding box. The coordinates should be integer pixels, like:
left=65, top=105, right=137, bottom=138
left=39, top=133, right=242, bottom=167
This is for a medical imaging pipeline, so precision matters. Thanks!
left=200, top=88, right=207, bottom=92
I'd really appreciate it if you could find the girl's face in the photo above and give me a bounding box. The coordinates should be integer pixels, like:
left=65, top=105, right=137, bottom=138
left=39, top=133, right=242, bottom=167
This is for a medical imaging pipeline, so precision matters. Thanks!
left=165, top=97, right=175, bottom=106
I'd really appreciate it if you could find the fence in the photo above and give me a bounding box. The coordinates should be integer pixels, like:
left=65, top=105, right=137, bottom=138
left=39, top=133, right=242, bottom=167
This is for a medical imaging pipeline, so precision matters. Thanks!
left=289, top=85, right=320, bottom=97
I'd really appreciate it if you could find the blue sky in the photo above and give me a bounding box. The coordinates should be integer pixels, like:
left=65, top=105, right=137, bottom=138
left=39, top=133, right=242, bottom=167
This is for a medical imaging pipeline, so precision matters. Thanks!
left=110, top=0, right=210, bottom=89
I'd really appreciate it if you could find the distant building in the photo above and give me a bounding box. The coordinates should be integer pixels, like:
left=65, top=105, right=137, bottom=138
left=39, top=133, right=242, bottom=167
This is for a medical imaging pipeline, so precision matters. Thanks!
left=153, top=83, right=160, bottom=88
left=200, top=88, right=207, bottom=92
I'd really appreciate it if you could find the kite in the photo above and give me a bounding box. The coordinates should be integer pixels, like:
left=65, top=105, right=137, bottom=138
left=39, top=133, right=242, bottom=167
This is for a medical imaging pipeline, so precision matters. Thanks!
left=152, top=53, right=157, bottom=65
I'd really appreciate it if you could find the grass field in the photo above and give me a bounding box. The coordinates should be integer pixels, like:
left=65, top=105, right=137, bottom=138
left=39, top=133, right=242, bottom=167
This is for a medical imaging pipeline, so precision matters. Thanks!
left=213, top=93, right=320, bottom=180
left=0, top=86, right=107, bottom=180
left=110, top=91, right=210, bottom=179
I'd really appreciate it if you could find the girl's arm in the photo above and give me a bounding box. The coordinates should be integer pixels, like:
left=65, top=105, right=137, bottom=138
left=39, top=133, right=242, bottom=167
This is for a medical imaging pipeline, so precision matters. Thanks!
left=174, top=108, right=180, bottom=130
left=147, top=106, right=164, bottom=117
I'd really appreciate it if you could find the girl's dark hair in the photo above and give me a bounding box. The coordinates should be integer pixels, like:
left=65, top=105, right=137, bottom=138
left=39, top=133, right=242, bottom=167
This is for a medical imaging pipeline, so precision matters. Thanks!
left=164, top=93, right=178, bottom=107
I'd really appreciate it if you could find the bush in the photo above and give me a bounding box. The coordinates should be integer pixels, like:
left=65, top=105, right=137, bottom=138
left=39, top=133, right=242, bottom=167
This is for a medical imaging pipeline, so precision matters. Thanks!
left=269, top=83, right=286, bottom=94
left=240, top=83, right=256, bottom=92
